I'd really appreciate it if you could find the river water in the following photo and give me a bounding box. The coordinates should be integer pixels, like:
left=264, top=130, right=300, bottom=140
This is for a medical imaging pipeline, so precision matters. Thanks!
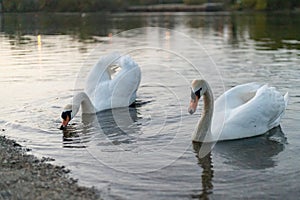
left=0, top=12, right=300, bottom=199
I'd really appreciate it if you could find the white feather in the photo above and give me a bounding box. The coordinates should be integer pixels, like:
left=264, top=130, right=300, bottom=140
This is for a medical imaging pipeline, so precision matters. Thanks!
left=192, top=81, right=289, bottom=142
left=84, top=52, right=141, bottom=112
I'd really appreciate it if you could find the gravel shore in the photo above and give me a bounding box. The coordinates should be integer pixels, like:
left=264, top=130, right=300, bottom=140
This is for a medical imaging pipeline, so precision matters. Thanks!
left=0, top=135, right=101, bottom=200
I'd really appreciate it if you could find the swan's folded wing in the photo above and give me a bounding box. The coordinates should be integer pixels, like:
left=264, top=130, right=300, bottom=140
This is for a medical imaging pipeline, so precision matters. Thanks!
left=108, top=55, right=141, bottom=107
left=214, top=82, right=263, bottom=113
left=85, top=52, right=121, bottom=97
left=220, top=85, right=286, bottom=139
left=110, top=68, right=141, bottom=103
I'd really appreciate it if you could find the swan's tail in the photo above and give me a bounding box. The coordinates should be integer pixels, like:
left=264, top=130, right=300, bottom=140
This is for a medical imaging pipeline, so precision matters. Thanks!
left=267, top=89, right=289, bottom=130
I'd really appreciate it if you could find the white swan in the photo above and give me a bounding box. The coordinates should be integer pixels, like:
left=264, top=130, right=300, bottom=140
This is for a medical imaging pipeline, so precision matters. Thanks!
left=60, top=52, right=141, bottom=129
left=188, top=80, right=289, bottom=142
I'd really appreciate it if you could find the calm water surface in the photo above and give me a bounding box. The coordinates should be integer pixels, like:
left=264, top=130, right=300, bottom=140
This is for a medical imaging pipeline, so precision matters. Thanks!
left=0, top=12, right=300, bottom=199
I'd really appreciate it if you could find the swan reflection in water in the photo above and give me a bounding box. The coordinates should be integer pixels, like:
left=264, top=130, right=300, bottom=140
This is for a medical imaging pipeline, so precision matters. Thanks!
left=62, top=104, right=142, bottom=148
left=192, top=143, right=214, bottom=199
left=192, top=126, right=286, bottom=199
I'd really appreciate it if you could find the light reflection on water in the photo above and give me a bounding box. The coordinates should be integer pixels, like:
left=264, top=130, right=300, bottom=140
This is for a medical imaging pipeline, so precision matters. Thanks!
left=0, top=12, right=300, bottom=199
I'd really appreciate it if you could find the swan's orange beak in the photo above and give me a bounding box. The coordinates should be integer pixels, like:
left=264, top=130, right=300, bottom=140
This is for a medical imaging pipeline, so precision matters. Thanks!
left=188, top=96, right=199, bottom=115
left=60, top=116, right=70, bottom=130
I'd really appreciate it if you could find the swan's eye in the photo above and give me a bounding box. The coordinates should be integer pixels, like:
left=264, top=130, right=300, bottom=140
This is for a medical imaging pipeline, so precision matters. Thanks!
left=191, top=88, right=202, bottom=100
left=195, top=88, right=201, bottom=98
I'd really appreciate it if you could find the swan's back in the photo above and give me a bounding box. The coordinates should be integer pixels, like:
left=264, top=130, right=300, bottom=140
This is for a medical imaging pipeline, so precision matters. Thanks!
left=214, top=82, right=263, bottom=112
left=212, top=83, right=288, bottom=141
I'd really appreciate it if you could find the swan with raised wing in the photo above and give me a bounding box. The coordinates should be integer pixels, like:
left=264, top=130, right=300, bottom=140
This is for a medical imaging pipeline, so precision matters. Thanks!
left=60, top=52, right=141, bottom=130
left=188, top=80, right=288, bottom=142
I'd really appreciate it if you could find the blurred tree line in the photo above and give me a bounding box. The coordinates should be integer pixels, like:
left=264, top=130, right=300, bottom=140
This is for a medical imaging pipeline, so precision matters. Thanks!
left=1, top=0, right=185, bottom=12
left=1, top=0, right=300, bottom=12
left=2, top=0, right=127, bottom=12
left=233, top=0, right=300, bottom=10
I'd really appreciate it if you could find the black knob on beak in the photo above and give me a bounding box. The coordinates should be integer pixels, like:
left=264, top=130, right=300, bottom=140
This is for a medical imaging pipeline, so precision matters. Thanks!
left=59, top=125, right=66, bottom=130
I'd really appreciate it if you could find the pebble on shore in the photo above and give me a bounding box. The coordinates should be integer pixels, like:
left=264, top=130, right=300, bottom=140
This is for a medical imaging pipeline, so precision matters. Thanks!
left=0, top=135, right=101, bottom=200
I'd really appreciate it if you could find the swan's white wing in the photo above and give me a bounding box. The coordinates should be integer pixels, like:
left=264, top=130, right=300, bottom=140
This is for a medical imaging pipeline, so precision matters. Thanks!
left=85, top=52, right=121, bottom=98
left=109, top=55, right=141, bottom=107
left=217, top=84, right=287, bottom=140
left=212, top=82, right=263, bottom=138
left=91, top=55, right=141, bottom=111
left=214, top=82, right=263, bottom=113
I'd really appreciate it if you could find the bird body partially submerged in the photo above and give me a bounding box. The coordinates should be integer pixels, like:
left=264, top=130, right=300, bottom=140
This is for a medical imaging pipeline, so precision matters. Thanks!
left=189, top=80, right=289, bottom=142
left=60, top=52, right=141, bottom=130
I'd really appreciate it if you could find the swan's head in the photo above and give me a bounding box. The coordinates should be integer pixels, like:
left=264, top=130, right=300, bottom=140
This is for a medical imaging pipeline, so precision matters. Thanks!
left=60, top=104, right=73, bottom=130
left=188, top=79, right=206, bottom=115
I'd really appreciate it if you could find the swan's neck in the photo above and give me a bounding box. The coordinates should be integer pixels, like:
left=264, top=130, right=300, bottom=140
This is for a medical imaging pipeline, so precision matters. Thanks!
left=71, top=92, right=95, bottom=118
left=193, top=85, right=214, bottom=142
